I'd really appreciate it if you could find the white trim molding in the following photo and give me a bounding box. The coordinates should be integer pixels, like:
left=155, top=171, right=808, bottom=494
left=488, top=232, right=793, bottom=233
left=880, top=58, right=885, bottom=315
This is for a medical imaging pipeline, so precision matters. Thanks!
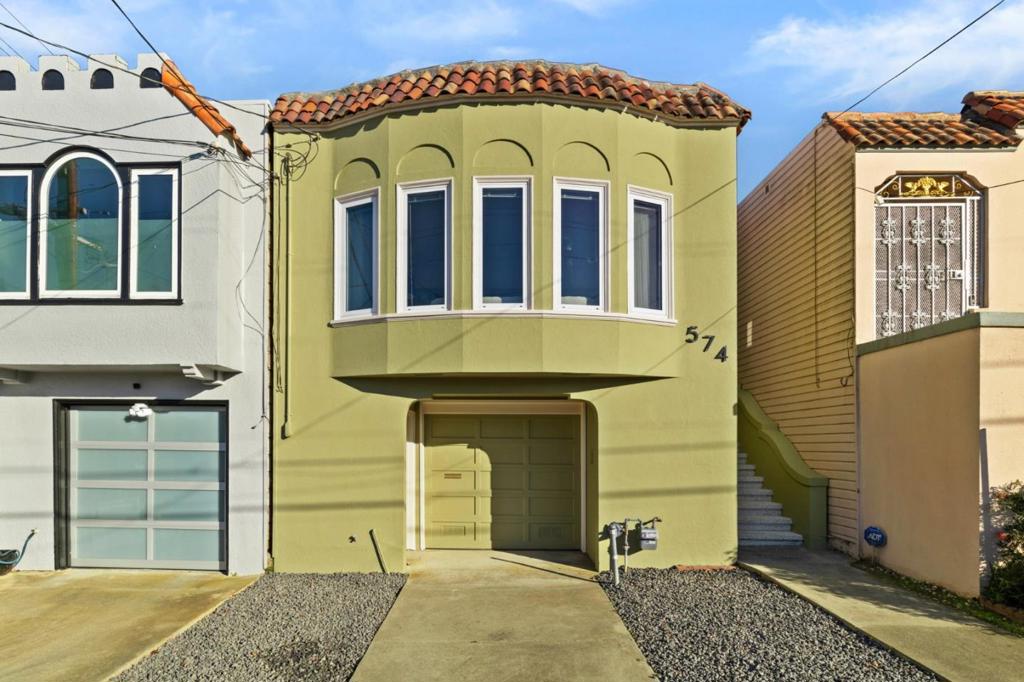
left=129, top=167, right=180, bottom=300
left=333, top=187, right=380, bottom=320
left=397, top=178, right=453, bottom=314
left=39, top=151, right=124, bottom=299
left=552, top=177, right=609, bottom=313
left=0, top=169, right=32, bottom=300
left=472, top=176, right=532, bottom=311
left=626, top=185, right=673, bottom=319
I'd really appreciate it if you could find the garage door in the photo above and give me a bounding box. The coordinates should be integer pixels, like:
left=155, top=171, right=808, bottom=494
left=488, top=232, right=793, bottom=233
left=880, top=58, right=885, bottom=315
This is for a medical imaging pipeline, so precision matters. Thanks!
left=67, top=405, right=226, bottom=570
left=425, top=414, right=580, bottom=550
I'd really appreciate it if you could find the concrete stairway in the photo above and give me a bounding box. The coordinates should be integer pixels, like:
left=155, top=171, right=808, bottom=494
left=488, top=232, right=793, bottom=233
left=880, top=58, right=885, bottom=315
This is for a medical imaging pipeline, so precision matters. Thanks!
left=738, top=451, right=803, bottom=547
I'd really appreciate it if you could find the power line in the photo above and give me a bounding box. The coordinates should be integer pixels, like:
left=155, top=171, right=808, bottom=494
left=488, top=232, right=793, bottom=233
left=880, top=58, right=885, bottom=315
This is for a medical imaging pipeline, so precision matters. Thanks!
left=0, top=1, right=52, bottom=55
left=830, top=0, right=1007, bottom=121
left=0, top=31, right=23, bottom=61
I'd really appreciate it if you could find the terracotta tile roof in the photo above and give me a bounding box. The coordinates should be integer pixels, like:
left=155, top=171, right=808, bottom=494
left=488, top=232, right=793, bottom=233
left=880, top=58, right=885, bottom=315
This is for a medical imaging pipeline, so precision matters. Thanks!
left=270, top=61, right=750, bottom=131
left=962, top=90, right=1024, bottom=130
left=824, top=111, right=1020, bottom=149
left=161, top=60, right=252, bottom=158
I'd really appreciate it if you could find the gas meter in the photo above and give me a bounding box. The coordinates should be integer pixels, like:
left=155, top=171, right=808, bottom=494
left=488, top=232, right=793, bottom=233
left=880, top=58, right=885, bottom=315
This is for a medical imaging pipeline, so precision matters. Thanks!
left=640, top=525, right=658, bottom=550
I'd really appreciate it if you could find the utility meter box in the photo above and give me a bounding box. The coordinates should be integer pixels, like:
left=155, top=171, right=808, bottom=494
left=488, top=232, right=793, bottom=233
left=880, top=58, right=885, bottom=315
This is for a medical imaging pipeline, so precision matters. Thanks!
left=640, top=526, right=658, bottom=550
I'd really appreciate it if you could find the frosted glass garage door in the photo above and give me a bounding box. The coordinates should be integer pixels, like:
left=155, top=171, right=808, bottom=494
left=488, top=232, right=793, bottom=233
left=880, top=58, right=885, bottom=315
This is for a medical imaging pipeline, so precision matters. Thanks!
left=69, top=406, right=226, bottom=570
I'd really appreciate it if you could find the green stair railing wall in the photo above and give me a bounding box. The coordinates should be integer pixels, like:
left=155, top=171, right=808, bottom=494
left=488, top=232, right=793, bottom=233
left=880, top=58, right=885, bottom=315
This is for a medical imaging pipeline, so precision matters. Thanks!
left=738, top=388, right=828, bottom=548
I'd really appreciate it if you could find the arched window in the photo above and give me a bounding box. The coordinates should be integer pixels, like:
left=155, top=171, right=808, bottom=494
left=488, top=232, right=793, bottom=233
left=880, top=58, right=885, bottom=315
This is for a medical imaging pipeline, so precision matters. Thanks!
left=41, top=153, right=122, bottom=296
left=0, top=70, right=15, bottom=91
left=90, top=68, right=113, bottom=89
left=41, top=69, right=64, bottom=90
left=873, top=173, right=984, bottom=338
left=139, top=67, right=161, bottom=89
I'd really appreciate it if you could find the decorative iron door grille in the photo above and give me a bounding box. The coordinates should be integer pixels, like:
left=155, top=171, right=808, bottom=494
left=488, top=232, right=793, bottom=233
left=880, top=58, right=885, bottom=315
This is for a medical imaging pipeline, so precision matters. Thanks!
left=874, top=175, right=983, bottom=338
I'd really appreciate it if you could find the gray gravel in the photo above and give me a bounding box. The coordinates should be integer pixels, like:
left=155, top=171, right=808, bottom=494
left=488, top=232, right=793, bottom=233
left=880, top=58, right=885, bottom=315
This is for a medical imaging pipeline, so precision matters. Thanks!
left=115, top=573, right=406, bottom=682
left=600, top=567, right=937, bottom=682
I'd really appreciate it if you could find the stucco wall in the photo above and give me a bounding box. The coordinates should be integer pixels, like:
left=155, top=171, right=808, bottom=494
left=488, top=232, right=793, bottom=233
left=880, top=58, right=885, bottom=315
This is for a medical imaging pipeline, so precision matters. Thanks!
left=854, top=143, right=1024, bottom=343
left=272, top=101, right=738, bottom=572
left=0, top=55, right=269, bottom=573
left=858, top=327, right=982, bottom=595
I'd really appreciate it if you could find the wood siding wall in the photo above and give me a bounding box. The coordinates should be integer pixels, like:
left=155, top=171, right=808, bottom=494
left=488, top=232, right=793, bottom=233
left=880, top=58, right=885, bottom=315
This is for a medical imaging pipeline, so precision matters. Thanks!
left=737, top=124, right=859, bottom=553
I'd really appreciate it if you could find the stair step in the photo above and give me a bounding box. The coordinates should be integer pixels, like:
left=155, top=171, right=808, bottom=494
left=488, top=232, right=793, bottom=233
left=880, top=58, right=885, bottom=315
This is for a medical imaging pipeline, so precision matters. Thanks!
left=737, top=463, right=755, bottom=473
left=738, top=486, right=773, bottom=498
left=737, top=474, right=764, bottom=485
left=739, top=499, right=783, bottom=512
left=739, top=529, right=803, bottom=546
left=739, top=515, right=793, bottom=530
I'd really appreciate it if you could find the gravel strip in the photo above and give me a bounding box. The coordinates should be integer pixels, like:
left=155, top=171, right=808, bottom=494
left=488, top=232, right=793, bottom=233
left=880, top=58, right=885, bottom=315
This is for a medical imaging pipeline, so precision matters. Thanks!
left=600, top=567, right=937, bottom=682
left=115, top=573, right=406, bottom=682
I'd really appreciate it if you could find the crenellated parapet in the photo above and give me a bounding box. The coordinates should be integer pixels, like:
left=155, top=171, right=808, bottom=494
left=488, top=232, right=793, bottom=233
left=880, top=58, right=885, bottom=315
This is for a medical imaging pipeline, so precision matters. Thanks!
left=0, top=53, right=168, bottom=93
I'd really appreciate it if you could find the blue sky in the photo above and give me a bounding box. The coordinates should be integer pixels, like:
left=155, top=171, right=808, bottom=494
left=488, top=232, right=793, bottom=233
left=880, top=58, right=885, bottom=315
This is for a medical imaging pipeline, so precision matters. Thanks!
left=9, top=0, right=1024, bottom=198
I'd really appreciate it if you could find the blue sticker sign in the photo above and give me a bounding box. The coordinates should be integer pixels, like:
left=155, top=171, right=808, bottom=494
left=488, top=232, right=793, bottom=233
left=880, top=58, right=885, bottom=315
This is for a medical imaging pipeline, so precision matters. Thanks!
left=864, top=526, right=887, bottom=548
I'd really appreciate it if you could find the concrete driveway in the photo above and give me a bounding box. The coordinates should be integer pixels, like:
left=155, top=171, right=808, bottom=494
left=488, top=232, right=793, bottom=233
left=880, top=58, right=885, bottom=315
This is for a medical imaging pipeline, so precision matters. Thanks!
left=352, top=550, right=655, bottom=682
left=0, top=570, right=254, bottom=682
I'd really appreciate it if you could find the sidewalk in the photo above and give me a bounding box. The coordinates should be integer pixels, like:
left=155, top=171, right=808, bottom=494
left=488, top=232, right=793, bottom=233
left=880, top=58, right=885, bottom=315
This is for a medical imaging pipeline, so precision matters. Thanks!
left=741, top=548, right=1024, bottom=682
left=351, top=550, right=655, bottom=682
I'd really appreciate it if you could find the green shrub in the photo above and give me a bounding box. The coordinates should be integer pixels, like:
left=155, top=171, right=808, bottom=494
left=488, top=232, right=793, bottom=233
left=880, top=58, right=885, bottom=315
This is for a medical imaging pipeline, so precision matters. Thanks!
left=985, top=480, right=1024, bottom=609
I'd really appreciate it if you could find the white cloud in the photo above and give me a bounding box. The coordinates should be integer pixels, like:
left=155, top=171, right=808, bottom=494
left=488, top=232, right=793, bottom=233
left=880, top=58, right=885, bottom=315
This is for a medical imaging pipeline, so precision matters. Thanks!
left=353, top=0, right=521, bottom=46
left=551, top=0, right=635, bottom=17
left=749, top=0, right=1024, bottom=108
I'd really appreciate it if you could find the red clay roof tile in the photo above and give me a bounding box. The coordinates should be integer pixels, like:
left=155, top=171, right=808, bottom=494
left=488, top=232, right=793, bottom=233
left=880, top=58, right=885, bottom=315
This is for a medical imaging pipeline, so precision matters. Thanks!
left=824, top=111, right=1020, bottom=149
left=270, top=60, right=749, bottom=131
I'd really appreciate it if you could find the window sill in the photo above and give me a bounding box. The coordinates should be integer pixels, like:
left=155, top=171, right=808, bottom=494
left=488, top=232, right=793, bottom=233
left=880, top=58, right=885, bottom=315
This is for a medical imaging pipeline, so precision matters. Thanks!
left=329, top=309, right=678, bottom=328
left=0, top=298, right=184, bottom=306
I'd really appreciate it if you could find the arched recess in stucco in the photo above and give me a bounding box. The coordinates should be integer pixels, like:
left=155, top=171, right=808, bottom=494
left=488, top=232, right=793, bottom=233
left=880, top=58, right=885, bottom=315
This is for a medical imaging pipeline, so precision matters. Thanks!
left=553, top=141, right=609, bottom=176
left=396, top=143, right=455, bottom=175
left=631, top=152, right=673, bottom=188
left=472, top=139, right=533, bottom=168
left=335, top=158, right=381, bottom=193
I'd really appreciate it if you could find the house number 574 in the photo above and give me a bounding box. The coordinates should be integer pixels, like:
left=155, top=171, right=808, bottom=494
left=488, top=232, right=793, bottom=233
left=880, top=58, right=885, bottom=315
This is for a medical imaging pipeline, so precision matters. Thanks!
left=685, top=325, right=728, bottom=363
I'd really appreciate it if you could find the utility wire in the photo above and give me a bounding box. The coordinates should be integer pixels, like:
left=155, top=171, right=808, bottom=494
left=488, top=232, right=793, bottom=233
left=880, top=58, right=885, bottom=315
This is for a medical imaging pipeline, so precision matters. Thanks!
left=0, top=32, right=23, bottom=61
left=0, top=1, right=52, bottom=55
left=829, top=0, right=1006, bottom=121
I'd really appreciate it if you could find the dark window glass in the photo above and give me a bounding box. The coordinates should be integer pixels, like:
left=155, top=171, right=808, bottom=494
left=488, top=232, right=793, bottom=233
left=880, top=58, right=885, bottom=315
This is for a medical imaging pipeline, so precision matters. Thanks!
left=345, top=202, right=374, bottom=312
left=632, top=199, right=663, bottom=311
left=0, top=175, right=29, bottom=293
left=0, top=70, right=15, bottom=91
left=45, top=157, right=119, bottom=292
left=406, top=190, right=445, bottom=307
left=560, top=189, right=600, bottom=306
left=136, top=174, right=174, bottom=293
left=481, top=187, right=524, bottom=304
left=42, top=69, right=64, bottom=90
left=139, top=67, right=161, bottom=89
left=90, top=69, right=114, bottom=89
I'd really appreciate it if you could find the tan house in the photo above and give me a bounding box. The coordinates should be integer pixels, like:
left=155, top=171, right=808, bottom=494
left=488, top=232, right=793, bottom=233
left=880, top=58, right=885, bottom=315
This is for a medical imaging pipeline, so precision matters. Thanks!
left=737, top=91, right=1024, bottom=596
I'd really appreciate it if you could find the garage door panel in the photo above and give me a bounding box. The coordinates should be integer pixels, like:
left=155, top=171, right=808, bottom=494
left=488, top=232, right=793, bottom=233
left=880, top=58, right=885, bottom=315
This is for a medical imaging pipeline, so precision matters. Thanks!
left=528, top=469, right=574, bottom=492
left=490, top=466, right=526, bottom=491
left=68, top=405, right=227, bottom=570
left=492, top=495, right=526, bottom=517
left=480, top=417, right=526, bottom=438
left=529, top=495, right=575, bottom=518
left=430, top=469, right=477, bottom=493
left=529, top=416, right=576, bottom=439
left=425, top=413, right=579, bottom=551
left=529, top=443, right=574, bottom=466
left=429, top=443, right=476, bottom=470
left=430, top=416, right=479, bottom=439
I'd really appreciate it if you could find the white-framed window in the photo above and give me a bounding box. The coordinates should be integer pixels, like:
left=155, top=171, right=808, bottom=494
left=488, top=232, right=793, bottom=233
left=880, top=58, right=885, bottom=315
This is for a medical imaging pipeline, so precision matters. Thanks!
left=40, top=151, right=123, bottom=298
left=397, top=179, right=451, bottom=313
left=553, top=178, right=608, bottom=311
left=627, top=186, right=672, bottom=318
left=473, top=177, right=530, bottom=310
left=334, top=188, right=379, bottom=319
left=0, top=169, right=32, bottom=300
left=130, top=168, right=179, bottom=299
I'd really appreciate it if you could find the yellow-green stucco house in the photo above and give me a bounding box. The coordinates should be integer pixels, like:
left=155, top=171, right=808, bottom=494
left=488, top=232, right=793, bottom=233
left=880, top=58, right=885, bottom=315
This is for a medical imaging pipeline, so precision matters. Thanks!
left=267, top=61, right=749, bottom=572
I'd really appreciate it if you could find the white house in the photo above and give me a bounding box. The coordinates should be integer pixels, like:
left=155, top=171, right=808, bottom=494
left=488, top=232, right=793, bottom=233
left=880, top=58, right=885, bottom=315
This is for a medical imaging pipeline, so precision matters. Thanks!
left=0, top=53, right=268, bottom=574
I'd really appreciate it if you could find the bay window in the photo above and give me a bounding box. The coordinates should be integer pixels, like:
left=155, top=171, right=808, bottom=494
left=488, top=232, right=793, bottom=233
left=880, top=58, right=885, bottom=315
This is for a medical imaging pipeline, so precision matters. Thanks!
left=334, top=188, right=378, bottom=318
left=398, top=180, right=450, bottom=312
left=628, top=187, right=671, bottom=317
left=554, top=179, right=607, bottom=311
left=473, top=178, right=529, bottom=309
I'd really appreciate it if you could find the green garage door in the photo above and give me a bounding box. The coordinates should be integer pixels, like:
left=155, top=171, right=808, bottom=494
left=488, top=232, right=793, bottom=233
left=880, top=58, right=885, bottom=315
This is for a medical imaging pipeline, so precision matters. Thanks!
left=425, top=414, right=580, bottom=550
left=67, top=405, right=226, bottom=570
